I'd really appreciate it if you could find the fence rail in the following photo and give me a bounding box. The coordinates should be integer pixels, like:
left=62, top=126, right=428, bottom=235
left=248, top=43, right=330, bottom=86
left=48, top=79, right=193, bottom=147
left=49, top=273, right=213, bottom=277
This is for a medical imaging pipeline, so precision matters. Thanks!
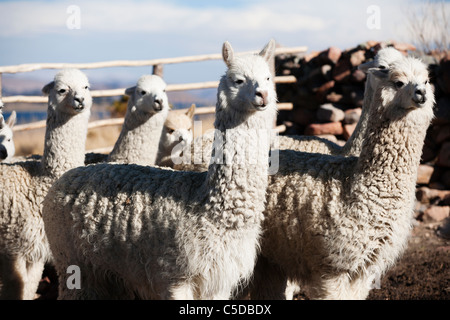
left=2, top=45, right=305, bottom=134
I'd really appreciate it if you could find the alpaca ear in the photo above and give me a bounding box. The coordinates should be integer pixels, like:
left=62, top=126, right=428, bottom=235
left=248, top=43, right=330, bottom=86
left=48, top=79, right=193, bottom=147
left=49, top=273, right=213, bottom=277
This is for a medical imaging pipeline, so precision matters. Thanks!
left=368, top=68, right=389, bottom=79
left=186, top=104, right=196, bottom=119
left=42, top=81, right=55, bottom=95
left=0, top=114, right=5, bottom=129
left=222, top=41, right=234, bottom=67
left=125, top=86, right=136, bottom=96
left=7, top=111, right=16, bottom=128
left=259, top=39, right=276, bottom=62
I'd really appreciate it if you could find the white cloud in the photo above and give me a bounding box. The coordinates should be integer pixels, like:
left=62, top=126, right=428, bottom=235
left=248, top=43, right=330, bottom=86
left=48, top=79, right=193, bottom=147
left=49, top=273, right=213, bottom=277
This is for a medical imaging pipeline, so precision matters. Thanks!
left=0, top=0, right=327, bottom=36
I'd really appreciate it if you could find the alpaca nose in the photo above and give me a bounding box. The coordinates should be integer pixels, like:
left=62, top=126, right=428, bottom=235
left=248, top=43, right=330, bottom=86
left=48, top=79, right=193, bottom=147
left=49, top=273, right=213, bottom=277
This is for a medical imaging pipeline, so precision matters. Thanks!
left=413, top=88, right=426, bottom=104
left=256, top=90, right=269, bottom=106
left=74, top=96, right=84, bottom=104
left=154, top=98, right=163, bottom=111
left=0, top=145, right=7, bottom=160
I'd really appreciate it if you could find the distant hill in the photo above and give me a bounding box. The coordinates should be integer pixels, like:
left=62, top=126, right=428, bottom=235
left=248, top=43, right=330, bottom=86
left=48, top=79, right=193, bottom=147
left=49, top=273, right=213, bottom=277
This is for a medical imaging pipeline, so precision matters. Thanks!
left=1, top=75, right=217, bottom=111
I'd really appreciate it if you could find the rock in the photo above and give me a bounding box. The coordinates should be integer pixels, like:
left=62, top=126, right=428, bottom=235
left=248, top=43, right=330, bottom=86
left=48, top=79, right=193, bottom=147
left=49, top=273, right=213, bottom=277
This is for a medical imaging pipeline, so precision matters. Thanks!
left=343, top=123, right=357, bottom=140
left=304, top=122, right=344, bottom=136
left=441, top=170, right=450, bottom=189
left=437, top=57, right=450, bottom=95
left=351, top=69, right=366, bottom=82
left=437, top=217, right=450, bottom=239
left=393, top=42, right=416, bottom=52
left=421, top=143, right=439, bottom=163
left=332, top=57, right=352, bottom=82
left=326, top=92, right=343, bottom=103
left=423, top=206, right=450, bottom=222
left=319, top=46, right=342, bottom=65
left=436, top=125, right=450, bottom=144
left=436, top=141, right=450, bottom=167
left=316, top=103, right=345, bottom=123
left=304, top=51, right=320, bottom=63
left=417, top=164, right=435, bottom=185
left=291, top=107, right=315, bottom=126
left=434, top=97, right=450, bottom=125
left=416, top=187, right=450, bottom=204
left=344, top=108, right=362, bottom=124
left=350, top=50, right=366, bottom=67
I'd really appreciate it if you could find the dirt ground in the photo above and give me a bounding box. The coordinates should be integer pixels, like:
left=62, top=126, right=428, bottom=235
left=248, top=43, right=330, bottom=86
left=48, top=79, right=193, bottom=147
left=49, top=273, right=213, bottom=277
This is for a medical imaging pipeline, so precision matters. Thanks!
left=290, top=217, right=450, bottom=300
left=366, top=219, right=450, bottom=300
left=35, top=215, right=450, bottom=300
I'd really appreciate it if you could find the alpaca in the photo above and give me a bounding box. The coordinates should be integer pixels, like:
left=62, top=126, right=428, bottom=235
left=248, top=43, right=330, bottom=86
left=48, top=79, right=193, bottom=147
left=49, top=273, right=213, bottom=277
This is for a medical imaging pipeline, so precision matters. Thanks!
left=248, top=56, right=434, bottom=299
left=0, top=69, right=92, bottom=300
left=0, top=110, right=16, bottom=162
left=107, top=75, right=169, bottom=165
left=42, top=40, right=277, bottom=300
left=156, top=104, right=195, bottom=168
left=174, top=47, right=405, bottom=173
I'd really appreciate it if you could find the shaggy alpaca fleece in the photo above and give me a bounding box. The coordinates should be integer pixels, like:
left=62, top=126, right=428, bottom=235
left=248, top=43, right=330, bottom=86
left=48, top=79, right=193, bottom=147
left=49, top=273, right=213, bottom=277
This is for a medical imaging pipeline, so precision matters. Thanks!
left=42, top=40, right=277, bottom=300
left=248, top=56, right=434, bottom=300
left=0, top=69, right=91, bottom=300
left=107, top=75, right=169, bottom=165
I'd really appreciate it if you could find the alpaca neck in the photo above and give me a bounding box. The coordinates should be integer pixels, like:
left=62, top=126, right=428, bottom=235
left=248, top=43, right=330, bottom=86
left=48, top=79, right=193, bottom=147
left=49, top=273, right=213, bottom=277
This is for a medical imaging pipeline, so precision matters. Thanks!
left=41, top=106, right=90, bottom=178
left=108, top=107, right=166, bottom=165
left=341, top=80, right=373, bottom=156
left=352, top=106, right=429, bottom=208
left=204, top=104, right=275, bottom=228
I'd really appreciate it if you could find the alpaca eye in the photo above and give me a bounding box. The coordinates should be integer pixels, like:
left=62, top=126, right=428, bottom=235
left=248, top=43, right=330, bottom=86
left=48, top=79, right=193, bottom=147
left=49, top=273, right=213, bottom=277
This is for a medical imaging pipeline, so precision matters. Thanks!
left=141, top=90, right=147, bottom=95
left=395, top=81, right=404, bottom=88
left=266, top=77, right=270, bottom=81
left=235, top=79, right=244, bottom=85
left=58, top=89, right=66, bottom=94
left=84, top=86, right=89, bottom=90
left=167, top=129, right=175, bottom=134
left=379, top=65, right=387, bottom=70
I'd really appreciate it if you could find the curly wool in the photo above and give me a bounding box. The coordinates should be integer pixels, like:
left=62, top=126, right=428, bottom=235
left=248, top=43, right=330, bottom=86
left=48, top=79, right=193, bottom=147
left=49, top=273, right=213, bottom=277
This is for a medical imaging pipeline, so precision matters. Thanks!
left=0, top=69, right=91, bottom=300
left=249, top=56, right=435, bottom=300
left=43, top=40, right=277, bottom=300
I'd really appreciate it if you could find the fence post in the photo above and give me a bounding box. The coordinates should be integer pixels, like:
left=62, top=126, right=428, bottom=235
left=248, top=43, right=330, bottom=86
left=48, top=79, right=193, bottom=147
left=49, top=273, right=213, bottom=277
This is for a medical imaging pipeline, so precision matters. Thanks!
left=152, top=64, right=164, bottom=78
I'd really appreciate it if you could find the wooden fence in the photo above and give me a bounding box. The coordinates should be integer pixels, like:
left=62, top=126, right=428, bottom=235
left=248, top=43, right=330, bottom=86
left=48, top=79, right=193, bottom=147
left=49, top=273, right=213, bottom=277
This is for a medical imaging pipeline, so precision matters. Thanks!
left=0, top=45, right=307, bottom=134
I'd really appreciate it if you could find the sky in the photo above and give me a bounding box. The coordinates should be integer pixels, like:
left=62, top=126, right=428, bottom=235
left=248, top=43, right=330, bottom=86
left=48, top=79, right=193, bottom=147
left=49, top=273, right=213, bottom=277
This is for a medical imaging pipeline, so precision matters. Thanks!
left=0, top=0, right=447, bottom=89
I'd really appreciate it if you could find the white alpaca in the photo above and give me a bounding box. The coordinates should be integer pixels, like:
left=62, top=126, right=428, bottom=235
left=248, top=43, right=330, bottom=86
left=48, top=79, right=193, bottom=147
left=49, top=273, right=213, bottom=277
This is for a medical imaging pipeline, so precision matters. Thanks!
left=85, top=75, right=170, bottom=165
left=156, top=104, right=195, bottom=168
left=107, top=75, right=169, bottom=165
left=248, top=56, right=434, bottom=300
left=0, top=110, right=16, bottom=162
left=42, top=40, right=277, bottom=300
left=0, top=69, right=92, bottom=300
left=175, top=47, right=405, bottom=173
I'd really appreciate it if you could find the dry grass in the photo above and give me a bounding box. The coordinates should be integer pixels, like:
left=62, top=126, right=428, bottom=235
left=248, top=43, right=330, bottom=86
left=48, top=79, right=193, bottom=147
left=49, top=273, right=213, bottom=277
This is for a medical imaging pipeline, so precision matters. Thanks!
left=13, top=115, right=216, bottom=157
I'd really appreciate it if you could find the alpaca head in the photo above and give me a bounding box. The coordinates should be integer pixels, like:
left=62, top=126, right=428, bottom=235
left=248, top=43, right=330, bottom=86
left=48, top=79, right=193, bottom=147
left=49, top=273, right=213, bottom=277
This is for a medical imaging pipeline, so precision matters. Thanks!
left=0, top=111, right=16, bottom=162
left=359, top=47, right=405, bottom=90
left=160, top=104, right=195, bottom=152
left=42, top=68, right=92, bottom=115
left=217, top=39, right=277, bottom=118
left=125, top=75, right=169, bottom=116
left=369, top=56, right=434, bottom=123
